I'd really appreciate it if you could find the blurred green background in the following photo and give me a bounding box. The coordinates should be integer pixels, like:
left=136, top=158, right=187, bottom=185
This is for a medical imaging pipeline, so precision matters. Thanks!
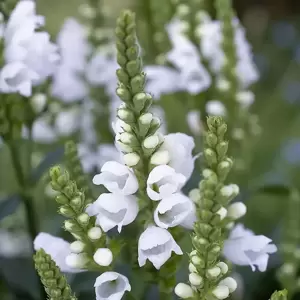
left=1, top=0, right=300, bottom=299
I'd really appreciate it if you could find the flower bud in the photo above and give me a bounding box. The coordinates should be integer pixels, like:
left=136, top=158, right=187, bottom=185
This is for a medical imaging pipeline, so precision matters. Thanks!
left=150, top=150, right=170, bottom=165
left=139, top=113, right=153, bottom=124
left=116, top=86, right=131, bottom=102
left=189, top=189, right=201, bottom=203
left=212, top=285, right=230, bottom=299
left=216, top=207, right=227, bottom=220
left=65, top=253, right=87, bottom=269
left=77, top=213, right=90, bottom=225
left=227, top=202, right=247, bottom=220
left=133, top=92, right=151, bottom=112
left=189, top=273, right=203, bottom=287
left=206, top=266, right=221, bottom=278
left=120, top=132, right=137, bottom=145
left=174, top=283, right=194, bottom=299
left=206, top=100, right=226, bottom=116
left=219, top=277, right=238, bottom=293
left=123, top=152, right=140, bottom=167
left=70, top=241, right=85, bottom=254
left=117, top=108, right=135, bottom=123
left=236, top=91, right=254, bottom=108
left=143, top=135, right=160, bottom=149
left=30, top=93, right=47, bottom=114
left=191, top=255, right=204, bottom=267
left=59, top=206, right=76, bottom=218
left=88, top=227, right=102, bottom=240
left=216, top=79, right=230, bottom=92
left=93, top=248, right=113, bottom=267
left=217, top=262, right=229, bottom=274
left=188, top=263, right=197, bottom=273
left=116, top=141, right=133, bottom=153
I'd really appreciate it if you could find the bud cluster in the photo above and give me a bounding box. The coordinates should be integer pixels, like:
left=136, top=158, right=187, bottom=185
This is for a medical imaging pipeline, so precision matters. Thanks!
left=34, top=249, right=77, bottom=300
left=175, top=117, right=242, bottom=299
left=49, top=165, right=108, bottom=270
left=115, top=10, right=168, bottom=185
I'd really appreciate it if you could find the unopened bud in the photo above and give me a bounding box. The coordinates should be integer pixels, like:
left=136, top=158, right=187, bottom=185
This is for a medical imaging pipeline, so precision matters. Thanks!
left=174, top=283, right=194, bottom=299
left=227, top=202, right=247, bottom=220
left=88, top=227, right=102, bottom=240
left=150, top=150, right=170, bottom=165
left=212, top=285, right=230, bottom=299
left=93, top=248, right=113, bottom=266
left=123, top=153, right=140, bottom=166
left=70, top=241, right=85, bottom=254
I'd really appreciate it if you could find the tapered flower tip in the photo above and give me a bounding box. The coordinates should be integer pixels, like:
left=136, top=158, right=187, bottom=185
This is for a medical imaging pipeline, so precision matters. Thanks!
left=93, top=161, right=138, bottom=195
left=138, top=226, right=183, bottom=270
left=154, top=193, right=194, bottom=228
left=95, top=271, right=131, bottom=300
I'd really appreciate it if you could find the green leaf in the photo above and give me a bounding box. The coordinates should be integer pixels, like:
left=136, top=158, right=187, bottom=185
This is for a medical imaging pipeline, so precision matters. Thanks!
left=0, top=195, right=21, bottom=221
left=271, top=289, right=288, bottom=300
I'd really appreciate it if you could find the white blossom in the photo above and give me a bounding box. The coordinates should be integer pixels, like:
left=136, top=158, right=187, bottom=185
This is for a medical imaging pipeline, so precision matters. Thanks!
left=34, top=232, right=84, bottom=273
left=160, top=133, right=195, bottom=181
left=94, top=272, right=131, bottom=300
left=93, top=161, right=138, bottom=195
left=138, top=226, right=183, bottom=269
left=147, top=165, right=186, bottom=201
left=206, top=100, right=226, bottom=116
left=1, top=1, right=59, bottom=95
left=199, top=18, right=259, bottom=88
left=223, top=224, right=277, bottom=271
left=154, top=193, right=194, bottom=228
left=0, top=62, right=38, bottom=96
left=187, top=110, right=202, bottom=135
left=86, top=193, right=138, bottom=232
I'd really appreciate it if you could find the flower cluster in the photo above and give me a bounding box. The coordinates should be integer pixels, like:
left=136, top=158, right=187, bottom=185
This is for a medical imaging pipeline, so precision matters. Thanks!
left=0, top=0, right=59, bottom=96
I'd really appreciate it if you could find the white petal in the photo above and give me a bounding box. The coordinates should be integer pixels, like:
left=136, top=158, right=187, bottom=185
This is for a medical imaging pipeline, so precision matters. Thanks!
left=154, top=193, right=193, bottom=228
left=95, top=271, right=131, bottom=300
left=138, top=226, right=182, bottom=269
left=34, top=233, right=82, bottom=273
left=161, top=133, right=195, bottom=181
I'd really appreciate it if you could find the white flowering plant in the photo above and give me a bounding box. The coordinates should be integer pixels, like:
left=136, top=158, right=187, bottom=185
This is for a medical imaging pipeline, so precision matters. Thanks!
left=0, top=1, right=298, bottom=300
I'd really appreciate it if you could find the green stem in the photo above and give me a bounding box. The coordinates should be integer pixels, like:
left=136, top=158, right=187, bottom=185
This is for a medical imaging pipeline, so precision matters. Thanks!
left=8, top=136, right=47, bottom=300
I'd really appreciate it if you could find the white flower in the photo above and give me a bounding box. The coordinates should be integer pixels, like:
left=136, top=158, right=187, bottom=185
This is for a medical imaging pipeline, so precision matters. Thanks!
left=186, top=110, right=202, bottom=135
left=223, top=224, right=277, bottom=271
left=93, top=161, right=138, bottom=195
left=94, top=272, right=131, bottom=300
left=52, top=18, right=89, bottom=102
left=154, top=193, right=194, bottom=228
left=138, top=226, right=183, bottom=269
left=51, top=65, right=88, bottom=102
left=145, top=65, right=182, bottom=100
left=199, top=19, right=259, bottom=88
left=206, top=100, right=226, bottom=116
left=3, top=1, right=59, bottom=90
left=86, top=52, right=118, bottom=87
left=34, top=232, right=84, bottom=273
left=56, top=18, right=89, bottom=71
left=0, top=62, right=38, bottom=96
left=147, top=165, right=186, bottom=201
left=86, top=193, right=138, bottom=232
left=160, top=133, right=195, bottom=181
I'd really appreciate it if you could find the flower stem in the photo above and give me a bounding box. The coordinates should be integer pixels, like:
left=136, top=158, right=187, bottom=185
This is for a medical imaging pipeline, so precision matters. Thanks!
left=8, top=133, right=47, bottom=300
